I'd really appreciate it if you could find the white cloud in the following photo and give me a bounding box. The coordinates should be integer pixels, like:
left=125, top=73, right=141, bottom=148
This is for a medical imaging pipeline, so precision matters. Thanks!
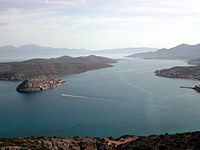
left=0, top=0, right=200, bottom=49
left=46, top=0, right=89, bottom=4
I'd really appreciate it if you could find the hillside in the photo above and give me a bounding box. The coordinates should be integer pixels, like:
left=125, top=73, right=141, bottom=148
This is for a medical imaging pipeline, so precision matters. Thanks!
left=1, top=131, right=200, bottom=150
left=127, top=43, right=200, bottom=86
left=154, top=66, right=200, bottom=80
left=128, top=43, right=200, bottom=60
left=0, top=55, right=117, bottom=81
left=188, top=58, right=200, bottom=65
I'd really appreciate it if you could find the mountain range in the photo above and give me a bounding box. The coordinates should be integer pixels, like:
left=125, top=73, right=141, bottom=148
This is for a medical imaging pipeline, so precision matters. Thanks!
left=0, top=44, right=91, bottom=62
left=0, top=44, right=155, bottom=62
left=128, top=43, right=200, bottom=60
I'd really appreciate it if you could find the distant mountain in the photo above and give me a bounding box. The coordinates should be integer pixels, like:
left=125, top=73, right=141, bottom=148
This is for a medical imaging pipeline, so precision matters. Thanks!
left=188, top=58, right=200, bottom=65
left=0, top=44, right=156, bottom=61
left=0, top=55, right=117, bottom=80
left=92, top=47, right=156, bottom=58
left=127, top=43, right=200, bottom=60
left=0, top=44, right=91, bottom=62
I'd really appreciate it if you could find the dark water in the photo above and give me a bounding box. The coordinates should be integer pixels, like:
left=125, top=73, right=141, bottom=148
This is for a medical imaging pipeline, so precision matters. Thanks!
left=0, top=59, right=200, bottom=138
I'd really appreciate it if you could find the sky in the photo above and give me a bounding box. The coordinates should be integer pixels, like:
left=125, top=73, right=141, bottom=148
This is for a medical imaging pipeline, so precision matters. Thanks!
left=0, top=0, right=200, bottom=50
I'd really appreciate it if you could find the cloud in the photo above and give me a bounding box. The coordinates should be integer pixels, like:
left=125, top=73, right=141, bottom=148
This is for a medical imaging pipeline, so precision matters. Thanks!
left=0, top=0, right=90, bottom=8
left=0, top=0, right=200, bottom=49
left=46, top=0, right=89, bottom=4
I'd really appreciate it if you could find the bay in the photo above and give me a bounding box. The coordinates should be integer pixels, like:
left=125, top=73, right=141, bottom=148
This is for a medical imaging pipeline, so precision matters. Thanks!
left=0, top=59, right=199, bottom=138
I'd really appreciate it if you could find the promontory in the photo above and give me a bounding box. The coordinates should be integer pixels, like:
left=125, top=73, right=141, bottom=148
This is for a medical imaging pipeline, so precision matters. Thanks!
left=0, top=55, right=117, bottom=81
left=0, top=55, right=117, bottom=92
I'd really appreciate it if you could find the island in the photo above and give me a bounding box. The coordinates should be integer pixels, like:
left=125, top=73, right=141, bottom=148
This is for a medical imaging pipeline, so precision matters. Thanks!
left=0, top=55, right=117, bottom=92
left=16, top=77, right=65, bottom=93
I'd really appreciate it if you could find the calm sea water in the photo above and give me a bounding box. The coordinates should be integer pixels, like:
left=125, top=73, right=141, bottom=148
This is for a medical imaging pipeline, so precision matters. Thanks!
left=0, top=59, right=200, bottom=138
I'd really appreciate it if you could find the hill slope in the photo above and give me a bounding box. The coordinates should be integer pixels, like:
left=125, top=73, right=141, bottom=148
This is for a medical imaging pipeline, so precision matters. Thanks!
left=128, top=43, right=200, bottom=60
left=0, top=55, right=117, bottom=80
left=92, top=47, right=156, bottom=58
left=1, top=131, right=200, bottom=150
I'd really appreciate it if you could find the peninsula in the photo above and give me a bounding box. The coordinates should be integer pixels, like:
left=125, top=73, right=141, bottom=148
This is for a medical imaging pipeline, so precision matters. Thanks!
left=154, top=65, right=200, bottom=80
left=153, top=58, right=200, bottom=81
left=0, top=55, right=117, bottom=92
left=127, top=44, right=200, bottom=81
left=128, top=43, right=200, bottom=93
left=154, top=59, right=200, bottom=93
left=0, top=55, right=117, bottom=81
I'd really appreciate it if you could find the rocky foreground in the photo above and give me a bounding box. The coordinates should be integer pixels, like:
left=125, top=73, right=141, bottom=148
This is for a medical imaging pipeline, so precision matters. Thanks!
left=1, top=131, right=200, bottom=150
left=16, top=77, right=65, bottom=93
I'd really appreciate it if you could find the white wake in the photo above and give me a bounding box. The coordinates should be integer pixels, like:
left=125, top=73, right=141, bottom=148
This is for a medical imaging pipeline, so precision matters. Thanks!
left=119, top=74, right=154, bottom=97
left=61, top=94, right=113, bottom=101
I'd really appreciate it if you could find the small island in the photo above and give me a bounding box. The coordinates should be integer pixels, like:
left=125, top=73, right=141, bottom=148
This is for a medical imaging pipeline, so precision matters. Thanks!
left=16, top=77, right=65, bottom=93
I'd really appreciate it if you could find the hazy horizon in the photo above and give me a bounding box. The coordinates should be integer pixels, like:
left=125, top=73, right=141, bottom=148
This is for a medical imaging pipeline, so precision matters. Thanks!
left=0, top=0, right=200, bottom=49
left=0, top=43, right=158, bottom=51
left=0, top=42, right=199, bottom=51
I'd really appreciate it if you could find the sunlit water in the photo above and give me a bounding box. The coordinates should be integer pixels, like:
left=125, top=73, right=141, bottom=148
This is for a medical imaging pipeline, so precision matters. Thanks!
left=0, top=59, right=200, bottom=138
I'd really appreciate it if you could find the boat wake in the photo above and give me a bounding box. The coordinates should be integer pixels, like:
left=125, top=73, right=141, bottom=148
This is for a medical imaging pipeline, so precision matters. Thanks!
left=119, top=74, right=154, bottom=97
left=61, top=93, right=112, bottom=101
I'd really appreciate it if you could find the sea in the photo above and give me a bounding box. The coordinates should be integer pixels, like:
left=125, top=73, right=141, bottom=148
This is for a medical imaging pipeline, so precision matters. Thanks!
left=0, top=59, right=200, bottom=138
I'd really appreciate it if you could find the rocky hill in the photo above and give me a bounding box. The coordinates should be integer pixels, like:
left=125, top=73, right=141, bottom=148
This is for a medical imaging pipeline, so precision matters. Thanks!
left=0, top=55, right=117, bottom=81
left=1, top=131, right=200, bottom=150
left=128, top=43, right=200, bottom=60
left=117, top=131, right=200, bottom=150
